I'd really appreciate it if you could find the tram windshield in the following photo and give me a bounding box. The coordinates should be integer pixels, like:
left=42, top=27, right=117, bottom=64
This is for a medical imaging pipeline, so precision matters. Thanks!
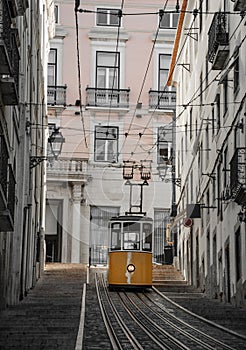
left=123, top=222, right=140, bottom=250
left=110, top=219, right=153, bottom=251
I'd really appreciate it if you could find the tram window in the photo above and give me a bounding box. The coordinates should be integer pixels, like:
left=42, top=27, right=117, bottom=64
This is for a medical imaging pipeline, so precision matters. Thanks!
left=143, top=223, right=152, bottom=251
left=123, top=222, right=140, bottom=250
left=111, top=223, right=121, bottom=250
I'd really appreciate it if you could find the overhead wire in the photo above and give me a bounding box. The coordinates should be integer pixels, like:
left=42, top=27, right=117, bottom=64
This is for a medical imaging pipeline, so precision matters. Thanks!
left=74, top=2, right=245, bottom=165
left=118, top=0, right=169, bottom=159
left=107, top=1, right=125, bottom=127
left=75, top=0, right=88, bottom=148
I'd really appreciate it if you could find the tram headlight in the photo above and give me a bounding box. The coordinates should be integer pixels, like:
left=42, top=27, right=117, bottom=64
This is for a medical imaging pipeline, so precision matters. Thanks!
left=127, top=264, right=135, bottom=273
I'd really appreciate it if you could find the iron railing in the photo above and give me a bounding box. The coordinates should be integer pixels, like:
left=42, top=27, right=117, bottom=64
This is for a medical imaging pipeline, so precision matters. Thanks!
left=0, top=1, right=20, bottom=104
left=47, top=157, right=90, bottom=181
left=149, top=90, right=176, bottom=110
left=230, top=147, right=246, bottom=205
left=7, top=164, right=15, bottom=220
left=208, top=12, right=229, bottom=64
left=47, top=85, right=67, bottom=106
left=86, top=87, right=130, bottom=108
left=0, top=135, right=8, bottom=210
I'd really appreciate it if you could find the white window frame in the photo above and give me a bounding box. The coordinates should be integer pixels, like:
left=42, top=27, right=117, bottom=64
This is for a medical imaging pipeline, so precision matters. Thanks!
left=96, top=8, right=121, bottom=27
left=159, top=11, right=179, bottom=29
left=94, top=126, right=119, bottom=163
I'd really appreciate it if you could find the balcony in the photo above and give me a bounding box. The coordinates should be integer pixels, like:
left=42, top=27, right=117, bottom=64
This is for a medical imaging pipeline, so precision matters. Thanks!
left=0, top=137, right=15, bottom=232
left=149, top=90, right=176, bottom=110
left=47, top=157, right=91, bottom=183
left=208, top=12, right=229, bottom=70
left=47, top=85, right=67, bottom=107
left=230, top=148, right=246, bottom=205
left=0, top=0, right=20, bottom=105
left=86, top=87, right=130, bottom=109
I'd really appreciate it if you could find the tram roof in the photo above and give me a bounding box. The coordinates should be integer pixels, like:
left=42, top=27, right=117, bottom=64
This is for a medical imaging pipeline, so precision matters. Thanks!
left=109, top=215, right=153, bottom=222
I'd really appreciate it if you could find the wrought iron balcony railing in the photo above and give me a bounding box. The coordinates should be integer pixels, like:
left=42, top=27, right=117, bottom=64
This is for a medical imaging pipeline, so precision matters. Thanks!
left=47, top=85, right=67, bottom=106
left=230, top=147, right=246, bottom=205
left=7, top=164, right=16, bottom=221
left=0, top=135, right=8, bottom=210
left=208, top=12, right=229, bottom=70
left=0, top=136, right=15, bottom=231
left=86, top=87, right=130, bottom=109
left=0, top=0, right=20, bottom=105
left=149, top=90, right=176, bottom=110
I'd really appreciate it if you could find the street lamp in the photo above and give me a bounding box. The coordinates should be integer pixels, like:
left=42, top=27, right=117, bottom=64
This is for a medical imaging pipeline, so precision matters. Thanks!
left=48, top=127, right=65, bottom=160
left=30, top=127, right=65, bottom=168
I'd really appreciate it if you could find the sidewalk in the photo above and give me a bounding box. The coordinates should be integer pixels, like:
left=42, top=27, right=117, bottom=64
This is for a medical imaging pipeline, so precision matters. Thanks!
left=0, top=264, right=87, bottom=350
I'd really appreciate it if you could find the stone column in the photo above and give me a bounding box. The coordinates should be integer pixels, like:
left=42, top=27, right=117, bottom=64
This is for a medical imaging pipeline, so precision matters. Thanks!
left=71, top=183, right=82, bottom=263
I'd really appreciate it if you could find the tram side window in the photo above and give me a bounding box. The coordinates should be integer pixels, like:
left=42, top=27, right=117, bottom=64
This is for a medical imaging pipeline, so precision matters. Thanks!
left=123, top=222, right=140, bottom=250
left=143, top=223, right=152, bottom=251
left=111, top=223, right=121, bottom=250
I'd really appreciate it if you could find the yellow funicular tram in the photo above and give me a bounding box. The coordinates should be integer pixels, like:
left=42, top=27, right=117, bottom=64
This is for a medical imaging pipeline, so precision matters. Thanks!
left=108, top=161, right=153, bottom=289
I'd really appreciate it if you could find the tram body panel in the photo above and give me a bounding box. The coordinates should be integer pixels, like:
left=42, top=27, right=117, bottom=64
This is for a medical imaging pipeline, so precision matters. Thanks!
left=108, top=251, right=152, bottom=287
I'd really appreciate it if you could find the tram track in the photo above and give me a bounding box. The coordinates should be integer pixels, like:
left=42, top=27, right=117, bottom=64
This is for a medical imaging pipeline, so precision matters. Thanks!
left=95, top=272, right=246, bottom=350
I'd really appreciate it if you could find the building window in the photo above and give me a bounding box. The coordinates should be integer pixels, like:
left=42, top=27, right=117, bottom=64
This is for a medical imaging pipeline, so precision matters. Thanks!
left=234, top=56, right=239, bottom=95
left=215, top=93, right=221, bottom=132
left=235, top=228, right=241, bottom=282
left=189, top=108, right=193, bottom=139
left=154, top=209, right=170, bottom=263
left=223, top=75, right=228, bottom=116
left=94, top=126, right=118, bottom=162
left=96, top=51, right=119, bottom=89
left=54, top=5, right=59, bottom=23
left=96, top=8, right=120, bottom=27
left=160, top=11, right=179, bottom=29
left=48, top=49, right=57, bottom=86
left=157, top=126, right=172, bottom=165
left=211, top=105, right=215, bottom=137
left=158, top=54, right=172, bottom=90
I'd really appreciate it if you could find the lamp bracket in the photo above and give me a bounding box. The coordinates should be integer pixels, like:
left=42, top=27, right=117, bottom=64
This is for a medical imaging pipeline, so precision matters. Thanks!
left=30, top=156, right=46, bottom=168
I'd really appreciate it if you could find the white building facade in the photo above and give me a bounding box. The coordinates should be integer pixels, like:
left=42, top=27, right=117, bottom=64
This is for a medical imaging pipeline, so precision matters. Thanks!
left=169, top=0, right=246, bottom=306
left=46, top=0, right=180, bottom=266
left=0, top=0, right=54, bottom=309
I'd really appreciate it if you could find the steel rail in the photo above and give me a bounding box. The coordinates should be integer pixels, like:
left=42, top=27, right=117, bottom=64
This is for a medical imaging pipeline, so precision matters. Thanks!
left=138, top=291, right=237, bottom=350
left=95, top=273, right=144, bottom=350
left=153, top=286, right=246, bottom=341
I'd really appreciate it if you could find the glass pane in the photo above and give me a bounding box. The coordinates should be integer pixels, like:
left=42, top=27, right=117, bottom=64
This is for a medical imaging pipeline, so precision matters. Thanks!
left=95, top=139, right=106, bottom=161
left=48, top=66, right=56, bottom=85
left=107, top=139, right=117, bottom=162
left=109, top=68, right=118, bottom=89
left=160, top=13, right=170, bottom=28
left=160, top=54, right=171, bottom=69
left=97, top=68, right=106, bottom=88
left=97, top=9, right=107, bottom=25
left=143, top=223, right=152, bottom=251
left=97, top=52, right=118, bottom=67
left=123, top=222, right=140, bottom=250
left=110, top=9, right=120, bottom=26
left=172, top=13, right=179, bottom=27
left=159, top=70, right=168, bottom=90
left=111, top=222, right=121, bottom=250
left=48, top=50, right=56, bottom=64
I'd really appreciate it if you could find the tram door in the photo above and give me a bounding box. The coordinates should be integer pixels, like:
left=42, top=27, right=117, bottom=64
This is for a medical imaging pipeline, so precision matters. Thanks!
left=90, top=206, right=119, bottom=265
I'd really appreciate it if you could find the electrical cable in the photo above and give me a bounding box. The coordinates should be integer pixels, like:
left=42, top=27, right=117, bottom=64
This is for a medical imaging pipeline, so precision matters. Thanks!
left=75, top=1, right=88, bottom=148
left=118, top=0, right=169, bottom=159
